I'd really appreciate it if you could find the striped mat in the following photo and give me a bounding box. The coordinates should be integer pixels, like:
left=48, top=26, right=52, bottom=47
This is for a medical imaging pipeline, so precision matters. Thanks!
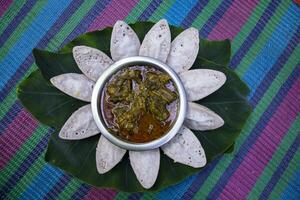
left=0, top=0, right=299, bottom=199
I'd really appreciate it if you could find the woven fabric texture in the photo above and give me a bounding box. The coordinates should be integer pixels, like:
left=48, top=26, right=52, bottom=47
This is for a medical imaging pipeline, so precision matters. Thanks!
left=0, top=0, right=299, bottom=199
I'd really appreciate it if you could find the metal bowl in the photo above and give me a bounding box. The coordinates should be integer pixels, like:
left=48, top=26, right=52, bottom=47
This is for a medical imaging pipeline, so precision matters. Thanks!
left=91, top=56, right=187, bottom=151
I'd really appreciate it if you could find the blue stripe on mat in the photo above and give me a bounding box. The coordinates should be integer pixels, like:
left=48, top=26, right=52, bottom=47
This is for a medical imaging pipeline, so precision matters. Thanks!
left=164, top=0, right=198, bottom=26
left=20, top=166, right=63, bottom=200
left=156, top=176, right=196, bottom=200
left=280, top=167, right=300, bottom=200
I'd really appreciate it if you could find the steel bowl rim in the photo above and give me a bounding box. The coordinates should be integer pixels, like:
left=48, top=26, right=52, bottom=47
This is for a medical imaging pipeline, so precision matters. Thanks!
left=91, top=56, right=187, bottom=151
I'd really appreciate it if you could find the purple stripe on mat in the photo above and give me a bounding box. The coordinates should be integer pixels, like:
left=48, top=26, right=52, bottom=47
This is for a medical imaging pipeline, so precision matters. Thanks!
left=207, top=66, right=300, bottom=199
left=70, top=184, right=91, bottom=200
left=0, top=101, right=22, bottom=134
left=88, top=0, right=138, bottom=31
left=259, top=133, right=300, bottom=200
left=0, top=0, right=84, bottom=102
left=230, top=0, right=281, bottom=69
left=43, top=174, right=72, bottom=200
left=218, top=76, right=300, bottom=199
left=199, top=0, right=234, bottom=38
left=0, top=130, right=51, bottom=199
left=181, top=0, right=209, bottom=28
left=0, top=109, right=38, bottom=169
left=0, top=0, right=36, bottom=47
left=138, top=0, right=162, bottom=21
left=0, top=0, right=12, bottom=17
left=251, top=26, right=300, bottom=106
left=83, top=189, right=117, bottom=200
left=208, top=0, right=260, bottom=40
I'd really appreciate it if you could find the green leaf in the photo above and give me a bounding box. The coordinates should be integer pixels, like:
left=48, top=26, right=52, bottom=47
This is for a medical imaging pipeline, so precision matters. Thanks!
left=33, top=49, right=81, bottom=80
left=45, top=131, right=200, bottom=192
left=198, top=39, right=231, bottom=66
left=59, top=28, right=113, bottom=55
left=18, top=22, right=251, bottom=192
left=224, top=144, right=235, bottom=154
left=17, top=70, right=86, bottom=128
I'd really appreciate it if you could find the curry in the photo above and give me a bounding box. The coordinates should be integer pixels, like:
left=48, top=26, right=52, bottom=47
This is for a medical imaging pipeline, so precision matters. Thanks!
left=101, top=66, right=178, bottom=143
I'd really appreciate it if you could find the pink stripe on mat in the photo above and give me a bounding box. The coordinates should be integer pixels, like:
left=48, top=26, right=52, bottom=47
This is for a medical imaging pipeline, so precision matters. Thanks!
left=83, top=188, right=117, bottom=200
left=0, top=0, right=12, bottom=17
left=208, top=0, right=260, bottom=40
left=88, top=0, right=138, bottom=31
left=218, top=77, right=300, bottom=200
left=0, top=109, right=38, bottom=169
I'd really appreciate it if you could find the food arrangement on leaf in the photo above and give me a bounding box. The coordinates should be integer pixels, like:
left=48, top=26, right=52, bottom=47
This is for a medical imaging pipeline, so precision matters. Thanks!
left=18, top=19, right=251, bottom=191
